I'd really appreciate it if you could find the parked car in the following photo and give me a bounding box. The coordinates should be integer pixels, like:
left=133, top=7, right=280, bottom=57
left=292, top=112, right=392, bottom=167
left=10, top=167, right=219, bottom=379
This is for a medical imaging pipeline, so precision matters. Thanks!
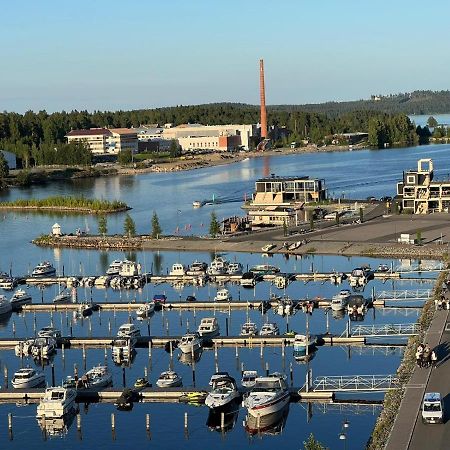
left=422, top=392, right=444, bottom=424
left=380, top=196, right=392, bottom=202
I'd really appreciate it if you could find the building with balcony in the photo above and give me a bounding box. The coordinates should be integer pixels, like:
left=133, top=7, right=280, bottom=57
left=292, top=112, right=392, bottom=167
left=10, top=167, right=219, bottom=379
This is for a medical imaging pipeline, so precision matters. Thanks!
left=396, top=158, right=450, bottom=213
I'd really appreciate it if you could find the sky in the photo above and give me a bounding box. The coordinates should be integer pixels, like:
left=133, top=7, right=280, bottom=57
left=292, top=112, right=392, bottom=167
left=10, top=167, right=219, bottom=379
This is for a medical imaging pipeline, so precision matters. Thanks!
left=1, top=0, right=450, bottom=113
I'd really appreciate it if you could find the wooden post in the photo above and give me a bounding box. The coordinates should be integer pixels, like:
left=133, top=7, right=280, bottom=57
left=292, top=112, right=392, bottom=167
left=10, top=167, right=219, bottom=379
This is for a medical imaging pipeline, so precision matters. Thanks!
left=62, top=343, right=65, bottom=360
left=8, top=412, right=12, bottom=433
left=122, top=367, right=126, bottom=387
left=184, top=412, right=188, bottom=435
left=104, top=345, right=108, bottom=363
left=88, top=318, right=92, bottom=336
left=260, top=341, right=264, bottom=358
left=235, top=345, right=238, bottom=359
left=33, top=313, right=37, bottom=335
left=108, top=318, right=112, bottom=336
left=146, top=413, right=150, bottom=433
left=289, top=362, right=293, bottom=386
left=51, top=363, right=55, bottom=387
left=111, top=413, right=116, bottom=440
left=241, top=361, right=244, bottom=375
left=265, top=361, right=269, bottom=376
left=220, top=412, right=225, bottom=430
left=225, top=318, right=229, bottom=336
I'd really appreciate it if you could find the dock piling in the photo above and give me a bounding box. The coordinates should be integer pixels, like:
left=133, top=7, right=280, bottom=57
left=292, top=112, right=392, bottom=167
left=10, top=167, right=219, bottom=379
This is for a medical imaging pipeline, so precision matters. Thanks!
left=77, top=413, right=81, bottom=431
left=3, top=365, right=8, bottom=388
left=184, top=412, right=188, bottom=435
left=88, top=318, right=92, bottom=336
left=12, top=320, right=15, bottom=337
left=220, top=412, right=225, bottom=430
left=241, top=362, right=244, bottom=375
left=111, top=413, right=116, bottom=440
left=146, top=413, right=150, bottom=434
left=51, top=363, right=55, bottom=387
left=122, top=367, right=126, bottom=387
left=104, top=345, right=107, bottom=363
left=226, top=318, right=229, bottom=336
left=108, top=318, right=112, bottom=336
left=265, top=361, right=269, bottom=376
left=260, top=341, right=264, bottom=359
left=289, top=362, right=293, bottom=386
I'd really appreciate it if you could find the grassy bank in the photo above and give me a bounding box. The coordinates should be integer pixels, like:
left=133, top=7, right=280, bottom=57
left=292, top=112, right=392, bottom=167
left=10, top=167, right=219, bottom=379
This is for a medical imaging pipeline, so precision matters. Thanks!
left=366, top=268, right=447, bottom=449
left=0, top=196, right=129, bottom=214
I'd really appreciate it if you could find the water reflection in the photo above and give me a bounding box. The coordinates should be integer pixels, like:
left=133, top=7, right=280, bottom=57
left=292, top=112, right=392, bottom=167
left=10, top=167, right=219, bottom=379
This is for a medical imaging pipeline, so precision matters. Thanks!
left=178, top=348, right=203, bottom=366
left=37, top=409, right=78, bottom=437
left=206, top=401, right=240, bottom=433
left=244, top=404, right=290, bottom=436
left=0, top=311, right=13, bottom=329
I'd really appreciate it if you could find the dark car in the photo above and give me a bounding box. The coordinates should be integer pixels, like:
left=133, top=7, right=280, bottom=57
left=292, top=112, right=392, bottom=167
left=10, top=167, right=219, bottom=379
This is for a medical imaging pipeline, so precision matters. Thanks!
left=380, top=196, right=392, bottom=202
left=186, top=295, right=196, bottom=302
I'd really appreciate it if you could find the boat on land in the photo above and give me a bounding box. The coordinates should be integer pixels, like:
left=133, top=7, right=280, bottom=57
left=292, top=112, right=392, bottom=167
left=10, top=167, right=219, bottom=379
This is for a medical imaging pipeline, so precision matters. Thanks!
left=178, top=332, right=202, bottom=354
left=36, top=387, right=77, bottom=418
left=10, top=289, right=32, bottom=308
left=31, top=261, right=56, bottom=277
left=197, top=317, right=220, bottom=339
left=243, top=373, right=290, bottom=418
left=205, top=373, right=240, bottom=411
left=156, top=370, right=182, bottom=388
left=12, top=367, right=45, bottom=389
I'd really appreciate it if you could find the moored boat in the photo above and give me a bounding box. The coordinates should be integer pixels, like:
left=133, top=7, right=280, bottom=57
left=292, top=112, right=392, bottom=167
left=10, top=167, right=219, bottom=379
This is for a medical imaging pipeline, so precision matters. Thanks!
left=240, top=322, right=258, bottom=337
left=205, top=373, right=240, bottom=411
left=330, top=289, right=351, bottom=311
left=197, top=317, right=220, bottom=339
left=293, top=334, right=317, bottom=359
left=0, top=295, right=13, bottom=315
left=36, top=387, right=77, bottom=418
left=10, top=289, right=32, bottom=309
left=241, top=370, right=258, bottom=389
left=214, top=288, right=232, bottom=302
left=82, top=365, right=112, bottom=388
left=31, top=261, right=56, bottom=277
left=136, top=302, right=155, bottom=318
left=156, top=370, right=182, bottom=388
left=260, top=322, right=280, bottom=336
left=12, top=367, right=45, bottom=389
left=178, top=332, right=202, bottom=354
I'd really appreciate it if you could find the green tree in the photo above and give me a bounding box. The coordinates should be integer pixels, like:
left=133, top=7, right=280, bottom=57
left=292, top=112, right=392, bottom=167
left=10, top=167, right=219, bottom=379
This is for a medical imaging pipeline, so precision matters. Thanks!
left=118, top=149, right=132, bottom=165
left=427, top=116, right=438, bottom=128
left=359, top=207, right=364, bottom=223
left=169, top=139, right=181, bottom=158
left=16, top=170, right=32, bottom=186
left=0, top=152, right=9, bottom=189
left=209, top=211, right=221, bottom=237
left=98, top=215, right=108, bottom=236
left=123, top=213, right=136, bottom=237
left=151, top=211, right=162, bottom=238
left=303, top=433, right=327, bottom=450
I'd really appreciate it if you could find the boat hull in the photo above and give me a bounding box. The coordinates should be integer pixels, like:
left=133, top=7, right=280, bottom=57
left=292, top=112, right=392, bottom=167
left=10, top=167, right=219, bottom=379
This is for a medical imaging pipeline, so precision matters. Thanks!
left=245, top=392, right=290, bottom=419
left=12, top=374, right=46, bottom=389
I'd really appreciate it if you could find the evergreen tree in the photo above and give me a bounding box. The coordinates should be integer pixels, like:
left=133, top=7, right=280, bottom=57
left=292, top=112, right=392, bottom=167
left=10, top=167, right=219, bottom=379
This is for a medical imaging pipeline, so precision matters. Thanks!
left=118, top=149, right=132, bottom=165
left=0, top=152, right=9, bottom=189
left=209, top=211, right=221, bottom=237
left=151, top=211, right=162, bottom=238
left=303, top=433, right=327, bottom=450
left=427, top=116, right=438, bottom=128
left=98, top=215, right=108, bottom=236
left=123, top=214, right=136, bottom=237
left=169, top=139, right=181, bottom=158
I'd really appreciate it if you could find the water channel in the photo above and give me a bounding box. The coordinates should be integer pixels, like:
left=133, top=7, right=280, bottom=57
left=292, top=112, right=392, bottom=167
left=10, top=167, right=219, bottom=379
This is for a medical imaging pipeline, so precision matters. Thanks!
left=0, top=143, right=447, bottom=449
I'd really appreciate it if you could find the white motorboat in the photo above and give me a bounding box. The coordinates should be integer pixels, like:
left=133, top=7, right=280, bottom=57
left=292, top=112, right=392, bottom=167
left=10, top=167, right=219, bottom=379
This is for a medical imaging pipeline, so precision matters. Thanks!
left=377, top=264, right=390, bottom=272
left=274, top=275, right=289, bottom=289
left=53, top=291, right=71, bottom=303
left=106, top=260, right=123, bottom=275
left=249, top=264, right=280, bottom=276
left=31, top=337, right=57, bottom=358
left=36, top=387, right=77, bottom=418
left=293, top=334, right=317, bottom=359
left=261, top=243, right=276, bottom=253
left=119, top=260, right=141, bottom=277
left=170, top=263, right=186, bottom=276
left=38, top=326, right=62, bottom=339
left=243, top=373, right=290, bottom=418
left=156, top=370, right=182, bottom=388
left=0, top=278, right=16, bottom=290
left=205, top=373, right=240, bottom=410
left=240, top=271, right=257, bottom=288
left=347, top=294, right=367, bottom=319
left=117, top=323, right=141, bottom=339
left=136, top=302, right=155, bottom=318
left=214, top=288, right=232, bottom=302
left=197, top=317, right=220, bottom=339
left=192, top=200, right=202, bottom=208
left=15, top=338, right=35, bottom=357
left=10, top=289, right=32, bottom=308
left=178, top=332, right=202, bottom=354
left=82, top=365, right=113, bottom=388
left=245, top=404, right=290, bottom=435
left=349, top=265, right=373, bottom=288
left=0, top=295, right=13, bottom=315
left=260, top=322, right=280, bottom=336
left=186, top=261, right=207, bottom=276
left=240, top=322, right=258, bottom=337
left=241, top=370, right=258, bottom=389
left=31, top=261, right=56, bottom=277
left=12, top=367, right=45, bottom=389
left=276, top=297, right=294, bottom=316
left=227, top=262, right=243, bottom=275
left=207, top=257, right=229, bottom=276
left=330, top=289, right=351, bottom=311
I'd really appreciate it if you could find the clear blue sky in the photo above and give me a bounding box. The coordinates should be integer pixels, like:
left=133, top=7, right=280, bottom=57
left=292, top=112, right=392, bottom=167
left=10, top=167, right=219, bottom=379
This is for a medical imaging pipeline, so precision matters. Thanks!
left=2, top=0, right=450, bottom=112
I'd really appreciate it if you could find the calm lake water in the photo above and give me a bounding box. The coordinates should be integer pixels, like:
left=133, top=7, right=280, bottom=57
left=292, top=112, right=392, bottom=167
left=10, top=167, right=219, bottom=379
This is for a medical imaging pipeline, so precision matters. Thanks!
left=0, top=144, right=444, bottom=449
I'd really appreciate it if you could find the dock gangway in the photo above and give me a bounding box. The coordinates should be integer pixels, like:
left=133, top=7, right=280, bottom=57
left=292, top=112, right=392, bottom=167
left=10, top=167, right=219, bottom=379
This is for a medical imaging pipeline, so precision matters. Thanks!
left=374, top=289, right=432, bottom=301
left=311, top=374, right=400, bottom=392
left=348, top=323, right=420, bottom=338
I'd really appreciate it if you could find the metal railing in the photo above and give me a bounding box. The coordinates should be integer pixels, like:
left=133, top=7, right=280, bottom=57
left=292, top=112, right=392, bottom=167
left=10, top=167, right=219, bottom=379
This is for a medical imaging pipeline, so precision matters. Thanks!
left=375, top=289, right=432, bottom=300
left=312, top=374, right=400, bottom=392
left=349, top=323, right=420, bottom=337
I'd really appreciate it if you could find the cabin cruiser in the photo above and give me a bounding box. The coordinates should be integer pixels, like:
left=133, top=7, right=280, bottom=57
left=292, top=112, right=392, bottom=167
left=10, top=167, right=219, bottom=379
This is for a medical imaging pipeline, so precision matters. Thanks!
left=0, top=295, right=13, bottom=315
left=260, top=322, right=280, bottom=336
left=192, top=200, right=202, bottom=208
left=82, top=365, right=113, bottom=388
left=53, top=290, right=71, bottom=303
left=293, top=334, right=317, bottom=359
left=249, top=264, right=280, bottom=276
left=241, top=370, right=258, bottom=389
left=205, top=373, right=240, bottom=411
left=106, top=260, right=124, bottom=275
left=12, top=367, right=45, bottom=389
left=331, top=289, right=351, bottom=311
left=349, top=265, right=373, bottom=288
left=94, top=275, right=111, bottom=287
left=0, top=277, right=17, bottom=290
left=117, top=323, right=141, bottom=339
left=170, top=263, right=186, bottom=276
left=214, top=288, right=232, bottom=302
left=276, top=297, right=294, bottom=316
left=156, top=370, right=182, bottom=388
left=15, top=338, right=36, bottom=357
left=240, top=322, right=258, bottom=337
left=36, top=387, right=77, bottom=418
left=186, top=261, right=207, bottom=276
left=178, top=332, right=202, bottom=354
left=31, top=261, right=56, bottom=277
left=240, top=271, right=257, bottom=288
left=9, top=289, right=32, bottom=308
left=207, top=257, right=229, bottom=276
left=347, top=294, right=367, bottom=320
left=31, top=337, right=57, bottom=358
left=136, top=302, right=155, bottom=318
left=197, top=317, right=220, bottom=339
left=274, top=275, right=289, bottom=289
left=38, top=326, right=62, bottom=339
left=227, top=262, right=243, bottom=275
left=119, top=260, right=141, bottom=277
left=243, top=373, right=290, bottom=418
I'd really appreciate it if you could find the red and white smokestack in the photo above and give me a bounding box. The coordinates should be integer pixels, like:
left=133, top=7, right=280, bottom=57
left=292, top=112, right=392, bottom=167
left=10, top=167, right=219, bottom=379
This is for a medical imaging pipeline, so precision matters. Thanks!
left=259, top=59, right=267, bottom=139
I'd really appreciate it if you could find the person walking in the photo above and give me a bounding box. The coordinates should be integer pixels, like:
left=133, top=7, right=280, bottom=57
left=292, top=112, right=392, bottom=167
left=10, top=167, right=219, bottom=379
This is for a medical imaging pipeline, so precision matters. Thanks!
left=431, top=350, right=438, bottom=368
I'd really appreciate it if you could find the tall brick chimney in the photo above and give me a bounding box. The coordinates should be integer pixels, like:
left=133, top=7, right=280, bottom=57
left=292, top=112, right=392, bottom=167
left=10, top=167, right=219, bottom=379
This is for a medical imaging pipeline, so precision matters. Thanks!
left=259, top=59, right=267, bottom=139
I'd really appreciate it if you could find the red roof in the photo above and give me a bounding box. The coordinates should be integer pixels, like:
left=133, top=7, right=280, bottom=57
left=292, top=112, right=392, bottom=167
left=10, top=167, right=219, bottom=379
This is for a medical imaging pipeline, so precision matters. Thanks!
left=66, top=128, right=111, bottom=137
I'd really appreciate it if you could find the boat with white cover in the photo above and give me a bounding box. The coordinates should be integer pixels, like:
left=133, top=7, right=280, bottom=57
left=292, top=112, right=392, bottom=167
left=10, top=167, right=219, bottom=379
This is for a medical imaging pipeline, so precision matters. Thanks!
left=293, top=334, right=317, bottom=359
left=170, top=263, right=186, bottom=276
left=117, top=323, right=140, bottom=339
left=10, top=289, right=32, bottom=308
left=178, top=332, right=202, bottom=354
left=197, top=317, right=220, bottom=339
left=12, top=367, right=45, bottom=388
left=37, top=326, right=61, bottom=339
left=186, top=261, right=207, bottom=276
left=36, top=387, right=77, bottom=418
left=214, top=288, right=232, bottom=302
left=31, top=261, right=56, bottom=277
left=205, top=373, right=240, bottom=410
left=106, top=260, right=123, bottom=275
left=331, top=289, right=351, bottom=311
left=83, top=365, right=112, bottom=388
left=260, top=322, right=280, bottom=336
left=240, top=322, right=258, bottom=337
left=243, top=373, right=290, bottom=418
left=156, top=370, right=182, bottom=388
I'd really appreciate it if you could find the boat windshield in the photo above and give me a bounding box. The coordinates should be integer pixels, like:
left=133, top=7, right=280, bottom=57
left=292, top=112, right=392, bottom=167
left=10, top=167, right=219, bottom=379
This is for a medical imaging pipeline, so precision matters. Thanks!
left=253, top=380, right=282, bottom=391
left=50, top=391, right=65, bottom=400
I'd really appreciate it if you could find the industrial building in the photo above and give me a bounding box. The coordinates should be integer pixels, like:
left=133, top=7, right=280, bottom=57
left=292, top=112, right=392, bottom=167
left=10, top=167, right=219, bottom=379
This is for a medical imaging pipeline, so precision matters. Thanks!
left=397, top=158, right=450, bottom=214
left=66, top=128, right=138, bottom=155
left=245, top=175, right=326, bottom=227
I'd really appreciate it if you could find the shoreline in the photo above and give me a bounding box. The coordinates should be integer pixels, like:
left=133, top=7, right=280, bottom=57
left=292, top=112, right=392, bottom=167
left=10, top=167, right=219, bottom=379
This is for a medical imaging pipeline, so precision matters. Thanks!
left=0, top=205, right=130, bottom=214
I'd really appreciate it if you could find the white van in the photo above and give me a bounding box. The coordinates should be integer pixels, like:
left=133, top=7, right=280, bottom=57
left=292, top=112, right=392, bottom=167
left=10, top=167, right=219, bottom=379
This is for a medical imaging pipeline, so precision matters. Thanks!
left=422, top=392, right=444, bottom=424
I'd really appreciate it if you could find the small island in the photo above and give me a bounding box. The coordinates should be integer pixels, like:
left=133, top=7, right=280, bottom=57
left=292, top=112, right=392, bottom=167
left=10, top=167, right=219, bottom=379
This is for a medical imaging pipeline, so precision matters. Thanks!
left=0, top=196, right=130, bottom=214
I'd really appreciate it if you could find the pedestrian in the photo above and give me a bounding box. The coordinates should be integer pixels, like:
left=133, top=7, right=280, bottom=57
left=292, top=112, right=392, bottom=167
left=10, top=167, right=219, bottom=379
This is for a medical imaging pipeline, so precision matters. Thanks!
left=431, top=350, right=438, bottom=368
